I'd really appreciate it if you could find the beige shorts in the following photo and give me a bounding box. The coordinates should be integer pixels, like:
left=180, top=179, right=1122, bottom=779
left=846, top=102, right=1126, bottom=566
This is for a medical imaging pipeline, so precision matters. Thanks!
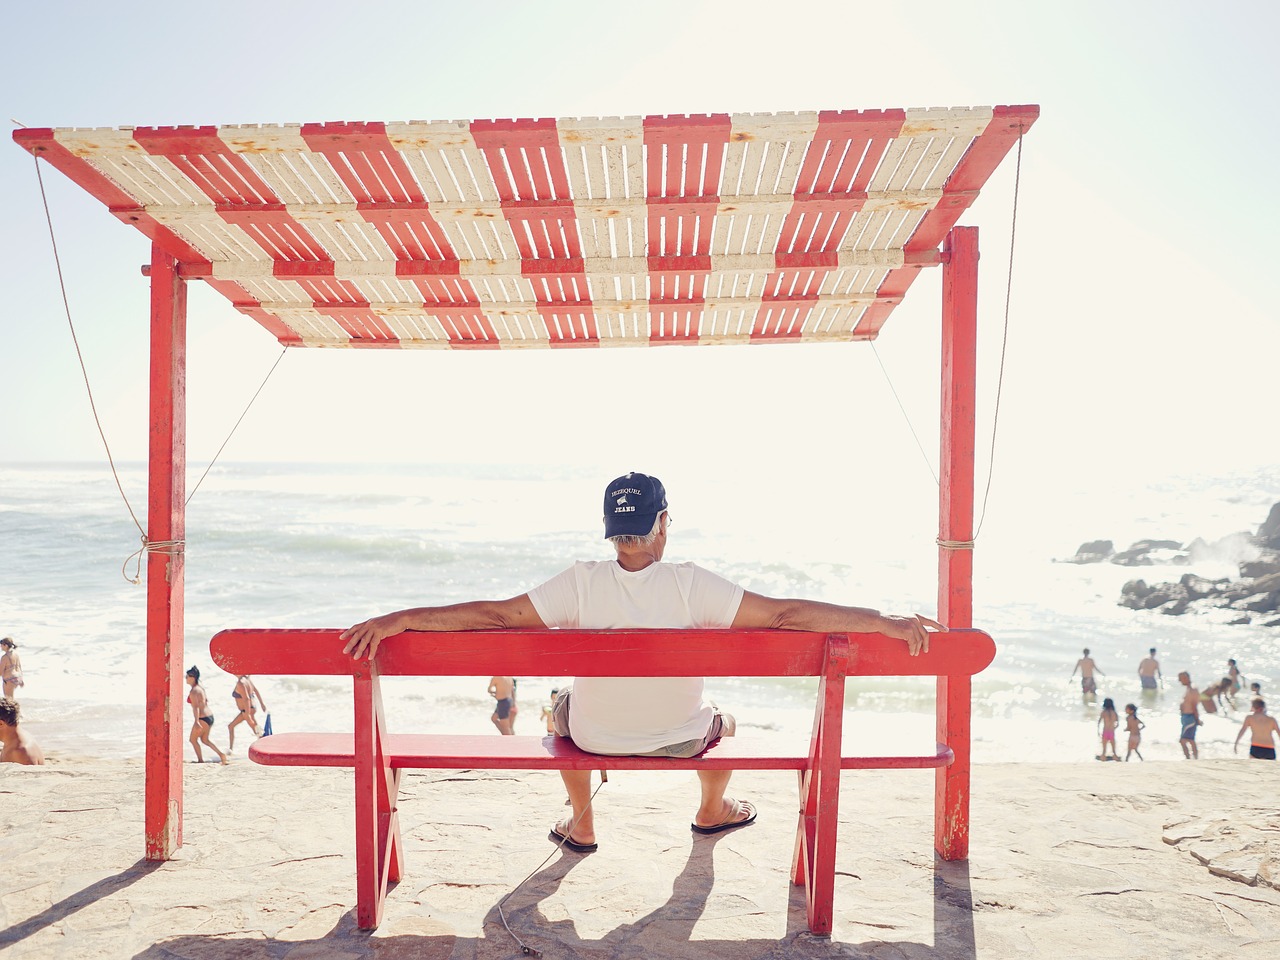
left=551, top=686, right=735, bottom=758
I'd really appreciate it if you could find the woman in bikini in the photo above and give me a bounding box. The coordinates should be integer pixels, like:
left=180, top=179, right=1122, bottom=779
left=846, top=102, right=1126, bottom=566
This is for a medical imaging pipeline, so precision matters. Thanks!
left=1, top=638, right=23, bottom=701
left=185, top=666, right=227, bottom=764
left=227, top=675, right=268, bottom=751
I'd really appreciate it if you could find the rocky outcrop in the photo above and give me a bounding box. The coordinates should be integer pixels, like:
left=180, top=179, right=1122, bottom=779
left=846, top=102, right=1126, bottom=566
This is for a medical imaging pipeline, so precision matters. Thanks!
left=1111, top=502, right=1280, bottom=624
left=1111, top=539, right=1184, bottom=566
left=1259, top=501, right=1280, bottom=550
left=1065, top=540, right=1115, bottom=563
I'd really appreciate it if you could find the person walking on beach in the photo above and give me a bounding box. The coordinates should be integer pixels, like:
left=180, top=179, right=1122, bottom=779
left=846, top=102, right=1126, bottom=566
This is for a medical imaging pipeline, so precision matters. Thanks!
left=1234, top=699, right=1279, bottom=760
left=0, top=697, right=43, bottom=765
left=1137, top=648, right=1162, bottom=691
left=185, top=666, right=227, bottom=765
left=341, top=471, right=943, bottom=852
left=1, top=637, right=24, bottom=701
left=227, top=675, right=268, bottom=752
left=1071, top=648, right=1104, bottom=697
left=1124, top=703, right=1145, bottom=761
left=1178, top=672, right=1202, bottom=759
left=489, top=676, right=516, bottom=735
left=1097, top=697, right=1120, bottom=760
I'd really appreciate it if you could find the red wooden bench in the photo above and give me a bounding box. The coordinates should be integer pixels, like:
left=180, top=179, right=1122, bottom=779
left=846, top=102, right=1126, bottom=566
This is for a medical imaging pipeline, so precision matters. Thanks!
left=210, top=627, right=995, bottom=935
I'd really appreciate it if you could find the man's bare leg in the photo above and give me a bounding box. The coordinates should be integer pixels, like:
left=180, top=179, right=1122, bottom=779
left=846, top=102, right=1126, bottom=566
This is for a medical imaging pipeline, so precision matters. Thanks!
left=557, top=769, right=595, bottom=844
left=693, top=769, right=753, bottom=828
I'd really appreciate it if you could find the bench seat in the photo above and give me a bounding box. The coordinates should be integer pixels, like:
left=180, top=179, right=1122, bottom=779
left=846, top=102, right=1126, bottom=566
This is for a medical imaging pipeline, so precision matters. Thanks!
left=212, top=626, right=995, bottom=935
left=250, top=732, right=955, bottom=771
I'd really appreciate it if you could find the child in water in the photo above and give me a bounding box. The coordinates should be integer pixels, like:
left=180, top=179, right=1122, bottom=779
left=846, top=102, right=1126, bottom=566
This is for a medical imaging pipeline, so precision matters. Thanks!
left=1124, top=703, right=1145, bottom=761
left=1097, top=697, right=1120, bottom=760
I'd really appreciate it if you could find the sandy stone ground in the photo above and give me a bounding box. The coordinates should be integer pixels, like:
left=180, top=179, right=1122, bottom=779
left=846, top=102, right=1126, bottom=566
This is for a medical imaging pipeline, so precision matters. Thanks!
left=1, top=755, right=1277, bottom=959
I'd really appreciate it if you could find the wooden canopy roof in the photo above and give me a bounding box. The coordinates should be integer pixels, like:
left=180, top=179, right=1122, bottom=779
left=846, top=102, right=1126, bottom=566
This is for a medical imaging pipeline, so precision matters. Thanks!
left=14, top=106, right=1036, bottom=350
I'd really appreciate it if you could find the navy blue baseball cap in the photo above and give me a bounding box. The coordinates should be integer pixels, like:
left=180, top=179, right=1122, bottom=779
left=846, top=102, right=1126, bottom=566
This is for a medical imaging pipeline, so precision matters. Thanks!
left=603, top=472, right=668, bottom=539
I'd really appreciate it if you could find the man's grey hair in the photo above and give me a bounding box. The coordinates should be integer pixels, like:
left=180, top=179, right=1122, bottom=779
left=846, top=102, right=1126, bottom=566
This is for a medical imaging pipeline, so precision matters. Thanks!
left=608, top=511, right=666, bottom=549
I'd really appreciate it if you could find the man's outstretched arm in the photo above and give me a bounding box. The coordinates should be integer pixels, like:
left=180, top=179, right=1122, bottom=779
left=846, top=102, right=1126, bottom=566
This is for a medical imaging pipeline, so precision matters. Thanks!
left=341, top=595, right=547, bottom=660
left=730, top=591, right=944, bottom=656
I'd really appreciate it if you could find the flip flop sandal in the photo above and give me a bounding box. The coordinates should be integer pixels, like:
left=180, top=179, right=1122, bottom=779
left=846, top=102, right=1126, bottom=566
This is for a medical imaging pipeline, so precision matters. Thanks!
left=549, top=824, right=598, bottom=853
left=691, top=799, right=757, bottom=835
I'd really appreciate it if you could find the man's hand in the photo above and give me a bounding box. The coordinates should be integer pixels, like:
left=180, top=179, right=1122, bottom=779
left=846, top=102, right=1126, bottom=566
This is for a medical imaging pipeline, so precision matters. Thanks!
left=880, top=614, right=947, bottom=656
left=340, top=613, right=404, bottom=661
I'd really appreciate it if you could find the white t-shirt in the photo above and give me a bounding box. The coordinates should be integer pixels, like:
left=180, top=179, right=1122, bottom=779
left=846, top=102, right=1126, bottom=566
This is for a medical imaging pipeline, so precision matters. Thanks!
left=527, top=560, right=744, bottom=755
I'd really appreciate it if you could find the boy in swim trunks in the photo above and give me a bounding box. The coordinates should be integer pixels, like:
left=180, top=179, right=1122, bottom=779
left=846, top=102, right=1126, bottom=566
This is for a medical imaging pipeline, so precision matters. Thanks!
left=1234, top=699, right=1279, bottom=760
left=1137, top=648, right=1161, bottom=691
left=1070, top=648, right=1104, bottom=696
left=488, top=676, right=516, bottom=735
left=1178, top=671, right=1201, bottom=759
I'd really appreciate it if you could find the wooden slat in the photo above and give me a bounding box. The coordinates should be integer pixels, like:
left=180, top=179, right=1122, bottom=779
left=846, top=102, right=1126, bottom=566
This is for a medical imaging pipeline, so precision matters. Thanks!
left=14, top=107, right=1036, bottom=349
left=248, top=732, right=954, bottom=771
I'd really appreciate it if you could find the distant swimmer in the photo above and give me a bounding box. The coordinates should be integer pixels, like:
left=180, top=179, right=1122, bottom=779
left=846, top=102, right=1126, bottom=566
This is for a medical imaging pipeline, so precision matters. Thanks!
left=185, top=666, right=228, bottom=764
left=1137, top=648, right=1162, bottom=691
left=1178, top=671, right=1201, bottom=759
left=1226, top=659, right=1245, bottom=705
left=1, top=637, right=24, bottom=701
left=0, top=697, right=44, bottom=765
left=1234, top=699, right=1279, bottom=760
left=489, top=676, right=516, bottom=735
left=1124, top=703, right=1145, bottom=761
left=1070, top=648, right=1104, bottom=696
left=1199, top=680, right=1220, bottom=715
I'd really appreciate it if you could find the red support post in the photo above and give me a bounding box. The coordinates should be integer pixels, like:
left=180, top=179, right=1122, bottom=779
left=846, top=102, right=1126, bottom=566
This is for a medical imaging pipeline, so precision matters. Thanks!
left=144, top=244, right=187, bottom=860
left=936, top=226, right=978, bottom=860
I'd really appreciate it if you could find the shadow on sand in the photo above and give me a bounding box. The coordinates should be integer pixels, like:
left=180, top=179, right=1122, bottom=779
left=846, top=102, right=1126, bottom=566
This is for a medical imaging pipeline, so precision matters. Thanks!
left=126, top=837, right=976, bottom=960
left=0, top=859, right=162, bottom=950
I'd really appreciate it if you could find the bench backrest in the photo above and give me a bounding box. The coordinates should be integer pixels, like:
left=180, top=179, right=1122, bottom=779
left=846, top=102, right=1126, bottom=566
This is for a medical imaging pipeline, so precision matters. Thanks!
left=210, top=628, right=995, bottom=679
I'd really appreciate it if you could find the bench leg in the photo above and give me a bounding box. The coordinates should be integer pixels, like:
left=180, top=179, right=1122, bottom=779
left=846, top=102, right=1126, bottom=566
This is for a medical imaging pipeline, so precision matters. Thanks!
left=354, top=668, right=403, bottom=930
left=790, top=638, right=847, bottom=937
left=935, top=674, right=971, bottom=860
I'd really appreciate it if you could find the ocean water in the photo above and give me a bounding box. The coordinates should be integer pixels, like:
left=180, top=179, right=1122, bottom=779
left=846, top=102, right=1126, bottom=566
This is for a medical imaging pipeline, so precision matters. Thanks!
left=2, top=460, right=1277, bottom=765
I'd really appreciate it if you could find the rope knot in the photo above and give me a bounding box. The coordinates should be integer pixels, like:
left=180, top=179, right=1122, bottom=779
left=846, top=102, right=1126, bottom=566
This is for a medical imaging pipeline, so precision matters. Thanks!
left=122, top=536, right=186, bottom=584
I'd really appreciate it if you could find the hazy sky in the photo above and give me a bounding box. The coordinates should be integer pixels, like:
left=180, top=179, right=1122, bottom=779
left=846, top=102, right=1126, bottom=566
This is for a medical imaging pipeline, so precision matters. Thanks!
left=3, top=1, right=1277, bottom=535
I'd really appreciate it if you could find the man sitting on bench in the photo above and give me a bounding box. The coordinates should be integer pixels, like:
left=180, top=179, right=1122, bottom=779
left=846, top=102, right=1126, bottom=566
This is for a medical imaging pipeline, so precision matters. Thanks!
left=340, top=472, right=943, bottom=853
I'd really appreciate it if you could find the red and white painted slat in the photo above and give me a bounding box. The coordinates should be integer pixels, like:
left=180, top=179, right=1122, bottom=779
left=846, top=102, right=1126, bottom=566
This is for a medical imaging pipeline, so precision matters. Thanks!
left=17, top=108, right=1035, bottom=349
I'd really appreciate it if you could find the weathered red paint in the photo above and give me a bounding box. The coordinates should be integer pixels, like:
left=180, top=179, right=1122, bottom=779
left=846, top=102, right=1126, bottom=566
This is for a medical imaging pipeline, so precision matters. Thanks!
left=353, top=663, right=402, bottom=929
left=249, top=732, right=954, bottom=771
left=211, top=627, right=994, bottom=679
left=936, top=226, right=979, bottom=861
left=144, top=244, right=187, bottom=860
left=212, top=626, right=994, bottom=934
